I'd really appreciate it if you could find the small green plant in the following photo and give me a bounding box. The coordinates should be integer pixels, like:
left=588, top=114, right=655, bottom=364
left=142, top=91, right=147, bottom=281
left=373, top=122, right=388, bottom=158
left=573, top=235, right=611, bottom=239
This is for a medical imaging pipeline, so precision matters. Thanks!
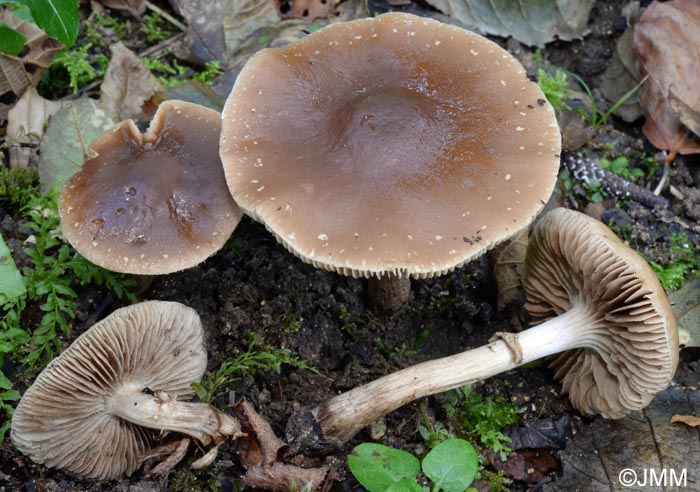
left=0, top=0, right=80, bottom=55
left=600, top=156, right=644, bottom=181
left=651, top=231, right=700, bottom=290
left=562, top=69, right=648, bottom=126
left=444, top=385, right=524, bottom=461
left=348, top=439, right=479, bottom=492
left=48, top=43, right=108, bottom=94
left=417, top=403, right=452, bottom=453
left=191, top=339, right=318, bottom=404
left=537, top=66, right=571, bottom=113
left=0, top=166, right=39, bottom=214
left=139, top=13, right=169, bottom=43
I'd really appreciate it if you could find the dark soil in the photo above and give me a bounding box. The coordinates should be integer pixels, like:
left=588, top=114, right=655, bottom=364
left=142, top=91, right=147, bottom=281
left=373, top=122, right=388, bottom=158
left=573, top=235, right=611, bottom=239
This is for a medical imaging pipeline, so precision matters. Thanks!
left=2, top=0, right=700, bottom=491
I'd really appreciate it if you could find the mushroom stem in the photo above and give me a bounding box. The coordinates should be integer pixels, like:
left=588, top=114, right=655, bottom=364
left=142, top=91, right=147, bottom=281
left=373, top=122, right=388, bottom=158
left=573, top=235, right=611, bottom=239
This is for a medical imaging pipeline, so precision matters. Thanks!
left=110, top=387, right=241, bottom=445
left=314, top=304, right=591, bottom=442
left=367, top=273, right=411, bottom=311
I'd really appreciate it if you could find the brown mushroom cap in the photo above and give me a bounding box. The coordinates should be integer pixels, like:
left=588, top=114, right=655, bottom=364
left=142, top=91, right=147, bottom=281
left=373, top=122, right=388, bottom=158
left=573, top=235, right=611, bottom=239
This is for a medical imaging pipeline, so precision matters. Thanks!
left=11, top=301, right=207, bottom=479
left=524, top=208, right=679, bottom=417
left=59, top=100, right=242, bottom=275
left=220, top=12, right=560, bottom=279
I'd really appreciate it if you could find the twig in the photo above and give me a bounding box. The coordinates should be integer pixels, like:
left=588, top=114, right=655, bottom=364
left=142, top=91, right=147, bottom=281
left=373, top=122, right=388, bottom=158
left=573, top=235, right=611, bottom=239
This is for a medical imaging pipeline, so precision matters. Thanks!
left=144, top=0, right=188, bottom=32
left=653, top=161, right=669, bottom=196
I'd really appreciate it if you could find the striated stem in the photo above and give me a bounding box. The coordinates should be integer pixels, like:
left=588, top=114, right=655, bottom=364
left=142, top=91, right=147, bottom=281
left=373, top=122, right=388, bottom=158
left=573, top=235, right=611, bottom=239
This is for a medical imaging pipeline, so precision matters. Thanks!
left=109, top=388, right=241, bottom=445
left=368, top=273, right=411, bottom=311
left=314, top=306, right=591, bottom=442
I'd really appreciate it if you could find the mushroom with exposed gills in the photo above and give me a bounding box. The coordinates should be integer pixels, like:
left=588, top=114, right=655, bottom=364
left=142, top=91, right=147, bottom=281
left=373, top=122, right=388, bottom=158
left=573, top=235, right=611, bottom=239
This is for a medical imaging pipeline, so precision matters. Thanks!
left=59, top=100, right=242, bottom=275
left=220, top=12, right=561, bottom=311
left=290, top=208, right=678, bottom=444
left=11, top=301, right=242, bottom=480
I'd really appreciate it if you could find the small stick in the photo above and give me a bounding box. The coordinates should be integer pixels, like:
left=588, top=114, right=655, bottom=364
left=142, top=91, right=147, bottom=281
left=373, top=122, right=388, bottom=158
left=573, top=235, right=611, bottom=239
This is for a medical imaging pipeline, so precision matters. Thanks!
left=144, top=0, right=188, bottom=32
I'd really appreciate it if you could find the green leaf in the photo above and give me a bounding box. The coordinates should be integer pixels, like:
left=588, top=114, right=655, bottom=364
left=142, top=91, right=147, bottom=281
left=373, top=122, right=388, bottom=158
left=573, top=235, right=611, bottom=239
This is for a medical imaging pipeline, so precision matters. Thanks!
left=17, top=0, right=79, bottom=47
left=386, top=478, right=426, bottom=492
left=0, top=233, right=26, bottom=304
left=422, top=439, right=478, bottom=492
left=348, top=443, right=420, bottom=492
left=0, top=21, right=26, bottom=55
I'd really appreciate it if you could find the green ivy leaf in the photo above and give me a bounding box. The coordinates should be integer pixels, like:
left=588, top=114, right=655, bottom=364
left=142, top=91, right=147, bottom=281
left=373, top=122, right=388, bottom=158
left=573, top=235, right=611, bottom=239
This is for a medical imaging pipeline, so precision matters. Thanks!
left=0, top=21, right=26, bottom=55
left=422, top=439, right=478, bottom=492
left=348, top=443, right=420, bottom=492
left=386, top=478, right=426, bottom=492
left=17, top=0, right=79, bottom=47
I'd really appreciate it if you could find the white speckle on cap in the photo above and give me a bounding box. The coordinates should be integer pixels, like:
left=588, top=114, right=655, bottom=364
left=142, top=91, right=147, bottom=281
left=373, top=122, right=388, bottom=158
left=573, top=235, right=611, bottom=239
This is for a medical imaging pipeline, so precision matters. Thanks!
left=407, top=235, right=413, bottom=240
left=368, top=246, right=374, bottom=251
left=435, top=40, right=441, bottom=46
left=518, top=146, right=525, bottom=150
left=500, top=80, right=506, bottom=87
left=318, top=233, right=328, bottom=240
left=520, top=112, right=526, bottom=116
left=140, top=254, right=145, bottom=259
left=516, top=126, right=524, bottom=131
left=470, top=49, right=479, bottom=56
left=487, top=196, right=493, bottom=201
left=435, top=235, right=443, bottom=241
left=354, top=232, right=360, bottom=238
left=124, top=257, right=129, bottom=263
left=289, top=232, right=296, bottom=240
left=92, top=241, right=98, bottom=247
left=355, top=35, right=362, bottom=39
left=504, top=174, right=511, bottom=181
left=449, top=249, right=457, bottom=255
left=257, top=186, right=266, bottom=192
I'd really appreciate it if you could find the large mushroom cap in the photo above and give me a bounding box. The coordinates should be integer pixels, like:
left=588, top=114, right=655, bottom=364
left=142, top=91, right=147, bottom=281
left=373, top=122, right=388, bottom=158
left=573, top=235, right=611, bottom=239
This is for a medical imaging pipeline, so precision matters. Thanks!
left=221, top=12, right=560, bottom=279
left=525, top=208, right=679, bottom=418
left=59, top=100, right=242, bottom=275
left=11, top=301, right=207, bottom=479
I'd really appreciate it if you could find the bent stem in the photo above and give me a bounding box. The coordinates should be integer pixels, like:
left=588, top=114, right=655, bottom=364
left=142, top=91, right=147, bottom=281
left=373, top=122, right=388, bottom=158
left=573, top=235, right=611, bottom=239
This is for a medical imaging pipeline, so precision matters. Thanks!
left=110, top=388, right=241, bottom=445
left=315, top=305, right=593, bottom=442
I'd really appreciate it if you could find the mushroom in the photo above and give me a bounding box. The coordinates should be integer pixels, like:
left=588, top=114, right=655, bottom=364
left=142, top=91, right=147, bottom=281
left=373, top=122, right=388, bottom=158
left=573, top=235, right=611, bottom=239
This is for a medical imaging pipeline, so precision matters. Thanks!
left=11, top=300, right=241, bottom=480
left=288, top=208, right=678, bottom=443
left=59, top=100, right=242, bottom=275
left=220, top=12, right=561, bottom=310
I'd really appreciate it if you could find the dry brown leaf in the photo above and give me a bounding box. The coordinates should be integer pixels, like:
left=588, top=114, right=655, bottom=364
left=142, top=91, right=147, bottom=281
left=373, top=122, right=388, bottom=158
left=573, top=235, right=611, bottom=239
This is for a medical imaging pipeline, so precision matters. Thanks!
left=99, top=42, right=164, bottom=122
left=490, top=228, right=528, bottom=313
left=0, top=9, right=63, bottom=98
left=232, top=399, right=330, bottom=492
left=91, top=0, right=146, bottom=17
left=634, top=0, right=700, bottom=156
left=279, top=0, right=333, bottom=20
left=671, top=414, right=700, bottom=427
left=7, top=87, right=63, bottom=169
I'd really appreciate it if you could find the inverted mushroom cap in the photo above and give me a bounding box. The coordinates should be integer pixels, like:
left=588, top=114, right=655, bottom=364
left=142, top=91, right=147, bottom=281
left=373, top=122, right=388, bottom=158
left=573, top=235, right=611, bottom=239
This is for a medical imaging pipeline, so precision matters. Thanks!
left=11, top=301, right=206, bottom=479
left=524, top=208, right=678, bottom=418
left=220, top=12, right=560, bottom=279
left=59, top=100, right=242, bottom=275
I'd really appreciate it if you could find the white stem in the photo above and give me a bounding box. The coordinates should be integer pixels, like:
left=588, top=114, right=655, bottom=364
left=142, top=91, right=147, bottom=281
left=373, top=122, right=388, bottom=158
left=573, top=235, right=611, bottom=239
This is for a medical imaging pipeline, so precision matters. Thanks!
left=316, top=306, right=593, bottom=442
left=109, top=388, right=241, bottom=445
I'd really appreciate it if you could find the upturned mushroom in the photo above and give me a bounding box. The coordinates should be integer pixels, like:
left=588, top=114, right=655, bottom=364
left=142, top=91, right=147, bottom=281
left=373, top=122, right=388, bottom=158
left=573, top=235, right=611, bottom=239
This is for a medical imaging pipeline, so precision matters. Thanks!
left=59, top=100, right=242, bottom=275
left=220, top=12, right=561, bottom=310
left=288, top=208, right=678, bottom=443
left=11, top=300, right=241, bottom=479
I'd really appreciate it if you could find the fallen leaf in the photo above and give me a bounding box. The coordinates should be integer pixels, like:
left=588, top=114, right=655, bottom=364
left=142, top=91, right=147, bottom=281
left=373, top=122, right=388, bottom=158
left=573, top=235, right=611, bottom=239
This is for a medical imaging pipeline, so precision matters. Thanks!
left=92, top=0, right=146, bottom=17
left=671, top=415, right=700, bottom=428
left=600, top=27, right=643, bottom=122
left=489, top=228, right=528, bottom=313
left=232, top=399, right=330, bottom=492
left=542, top=387, right=700, bottom=492
left=423, top=0, right=594, bottom=48
left=38, top=97, right=115, bottom=193
left=279, top=0, right=334, bottom=20
left=164, top=80, right=226, bottom=111
left=489, top=449, right=558, bottom=483
left=634, top=0, right=700, bottom=156
left=6, top=87, right=63, bottom=168
left=20, top=0, right=80, bottom=47
left=222, top=0, right=281, bottom=57
left=669, top=275, right=700, bottom=348
left=170, top=0, right=280, bottom=68
left=99, top=42, right=164, bottom=122
left=0, top=9, right=63, bottom=97
left=505, top=415, right=572, bottom=450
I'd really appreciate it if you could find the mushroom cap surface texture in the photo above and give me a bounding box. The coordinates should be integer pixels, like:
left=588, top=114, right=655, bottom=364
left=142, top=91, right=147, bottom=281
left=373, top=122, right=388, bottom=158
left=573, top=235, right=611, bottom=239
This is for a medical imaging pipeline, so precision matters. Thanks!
left=524, top=208, right=679, bottom=418
left=59, top=100, right=242, bottom=275
left=220, top=12, right=561, bottom=279
left=11, top=300, right=206, bottom=479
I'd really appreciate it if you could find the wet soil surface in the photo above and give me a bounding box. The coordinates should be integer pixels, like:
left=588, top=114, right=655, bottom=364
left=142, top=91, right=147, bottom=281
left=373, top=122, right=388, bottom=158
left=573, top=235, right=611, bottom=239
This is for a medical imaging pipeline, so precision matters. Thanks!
left=2, top=0, right=700, bottom=491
